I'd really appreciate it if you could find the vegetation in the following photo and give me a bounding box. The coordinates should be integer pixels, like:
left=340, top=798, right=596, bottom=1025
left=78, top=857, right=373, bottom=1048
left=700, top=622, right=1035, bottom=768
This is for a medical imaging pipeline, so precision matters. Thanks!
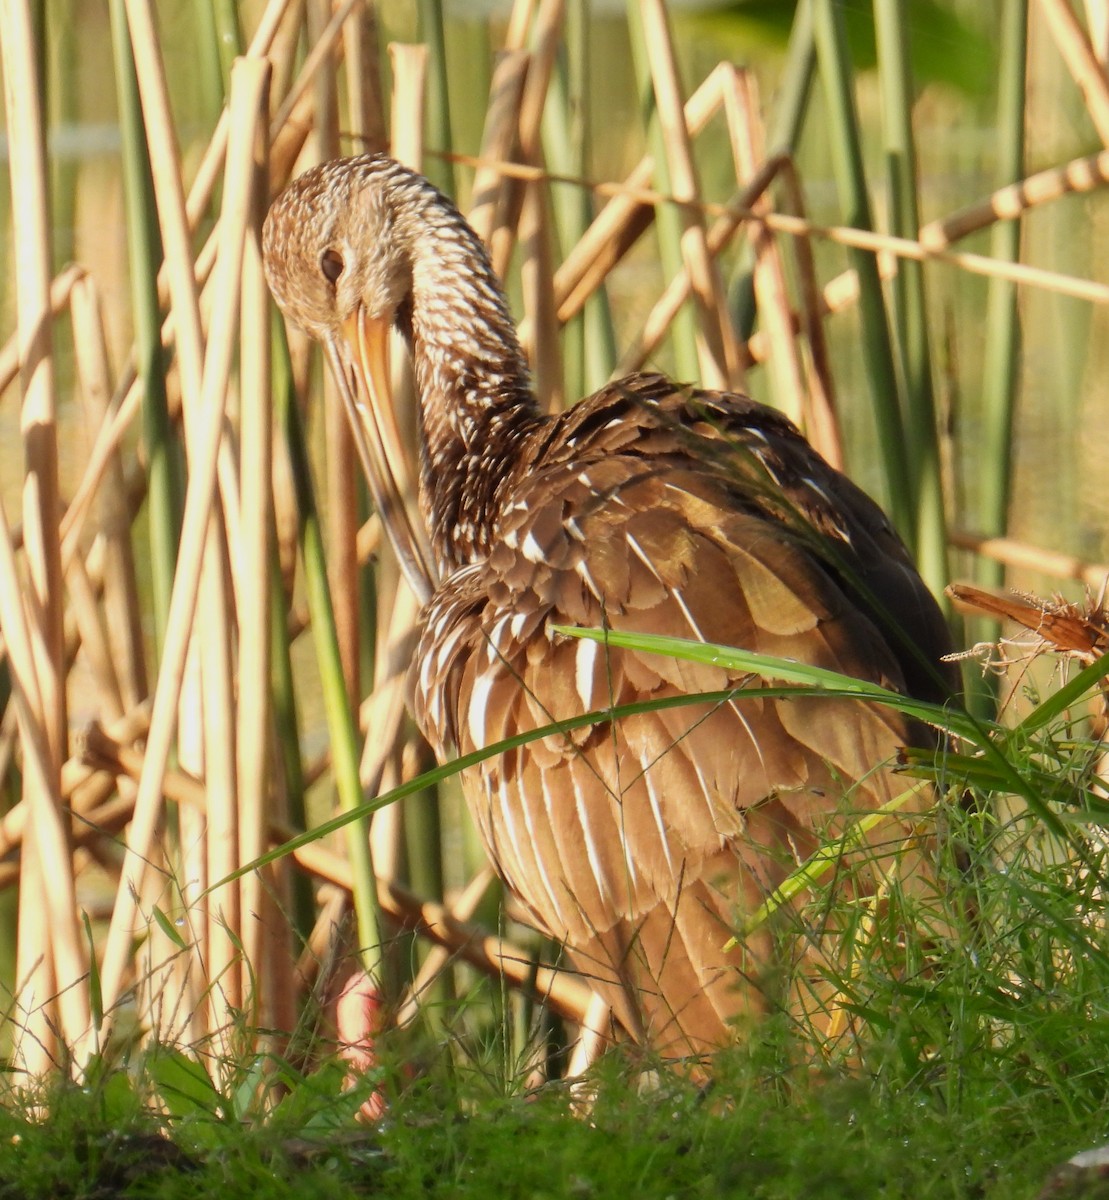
left=0, top=0, right=1107, bottom=1195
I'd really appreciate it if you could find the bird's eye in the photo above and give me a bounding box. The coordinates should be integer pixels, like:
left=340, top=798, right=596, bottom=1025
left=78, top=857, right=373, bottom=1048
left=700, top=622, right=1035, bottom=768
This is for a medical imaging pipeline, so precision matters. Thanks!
left=320, top=248, right=344, bottom=285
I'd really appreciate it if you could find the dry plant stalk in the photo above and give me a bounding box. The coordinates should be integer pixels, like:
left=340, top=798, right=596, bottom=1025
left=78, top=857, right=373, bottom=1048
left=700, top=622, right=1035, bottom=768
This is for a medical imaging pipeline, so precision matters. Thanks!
left=0, top=0, right=87, bottom=1073
left=640, top=0, right=738, bottom=390
left=1039, top=0, right=1109, bottom=145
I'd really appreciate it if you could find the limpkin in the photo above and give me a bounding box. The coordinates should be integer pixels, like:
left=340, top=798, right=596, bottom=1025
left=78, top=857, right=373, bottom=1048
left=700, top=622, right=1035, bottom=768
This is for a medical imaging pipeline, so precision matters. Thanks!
left=263, top=154, right=956, bottom=1061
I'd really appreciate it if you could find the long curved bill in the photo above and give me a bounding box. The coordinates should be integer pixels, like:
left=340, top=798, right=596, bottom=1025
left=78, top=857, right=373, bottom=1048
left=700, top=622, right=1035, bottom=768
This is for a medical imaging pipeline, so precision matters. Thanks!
left=324, top=309, right=437, bottom=603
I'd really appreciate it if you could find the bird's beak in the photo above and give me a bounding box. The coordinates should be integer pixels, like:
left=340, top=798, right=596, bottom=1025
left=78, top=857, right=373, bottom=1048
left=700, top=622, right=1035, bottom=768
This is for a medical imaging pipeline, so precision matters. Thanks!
left=325, top=309, right=437, bottom=602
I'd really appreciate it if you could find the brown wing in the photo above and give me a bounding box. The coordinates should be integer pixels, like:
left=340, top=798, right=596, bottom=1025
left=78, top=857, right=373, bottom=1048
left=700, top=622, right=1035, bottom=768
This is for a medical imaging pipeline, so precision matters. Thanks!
left=413, top=375, right=952, bottom=1056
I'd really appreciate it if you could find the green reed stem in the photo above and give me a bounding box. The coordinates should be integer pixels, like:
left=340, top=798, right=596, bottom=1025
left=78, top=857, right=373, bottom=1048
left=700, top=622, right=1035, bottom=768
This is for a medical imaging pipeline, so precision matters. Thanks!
left=873, top=0, right=947, bottom=602
left=571, top=0, right=617, bottom=394
left=979, top=0, right=1027, bottom=561
left=544, top=0, right=617, bottom=400
left=812, top=0, right=912, bottom=542
left=109, top=0, right=182, bottom=655
left=769, top=0, right=816, bottom=152
left=417, top=0, right=454, bottom=194
left=967, top=0, right=1027, bottom=714
left=192, top=0, right=226, bottom=117
left=269, top=324, right=318, bottom=944
left=276, top=348, right=388, bottom=989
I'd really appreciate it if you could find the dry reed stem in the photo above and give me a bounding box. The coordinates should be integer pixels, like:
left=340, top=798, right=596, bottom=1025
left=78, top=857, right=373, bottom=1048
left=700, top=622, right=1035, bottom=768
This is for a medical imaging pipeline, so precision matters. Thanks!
left=1, top=0, right=89, bottom=1070
left=204, top=58, right=278, bottom=1043
left=389, top=43, right=428, bottom=172
left=365, top=43, right=434, bottom=900
left=920, top=148, right=1109, bottom=249
left=506, top=1, right=565, bottom=410
left=358, top=592, right=420, bottom=797
left=123, top=0, right=205, bottom=417
left=0, top=264, right=87, bottom=398
left=519, top=166, right=564, bottom=409
left=361, top=592, right=421, bottom=887
left=343, top=1, right=387, bottom=153
left=65, top=558, right=125, bottom=725
left=566, top=991, right=613, bottom=1078
left=381, top=42, right=434, bottom=555
left=460, top=151, right=1109, bottom=307
left=1087, top=0, right=1109, bottom=61
left=768, top=157, right=841, bottom=461
left=613, top=156, right=780, bottom=379
left=237, top=61, right=276, bottom=1023
left=395, top=865, right=495, bottom=1026
left=313, top=5, right=361, bottom=729
left=1038, top=0, right=1109, bottom=146
left=309, top=0, right=341, bottom=162
left=949, top=529, right=1109, bottom=590
left=485, top=0, right=563, bottom=285
left=724, top=72, right=806, bottom=423
left=470, top=51, right=531, bottom=250
left=124, top=0, right=215, bottom=968
left=70, top=276, right=148, bottom=712
left=519, top=0, right=565, bottom=174
left=59, top=376, right=144, bottom=570
left=98, top=14, right=266, bottom=1022
left=506, top=0, right=539, bottom=50
left=640, top=0, right=736, bottom=390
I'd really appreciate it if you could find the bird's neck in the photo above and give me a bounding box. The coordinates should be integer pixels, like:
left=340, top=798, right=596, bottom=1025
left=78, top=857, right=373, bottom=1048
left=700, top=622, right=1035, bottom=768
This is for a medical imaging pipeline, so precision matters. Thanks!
left=395, top=201, right=543, bottom=571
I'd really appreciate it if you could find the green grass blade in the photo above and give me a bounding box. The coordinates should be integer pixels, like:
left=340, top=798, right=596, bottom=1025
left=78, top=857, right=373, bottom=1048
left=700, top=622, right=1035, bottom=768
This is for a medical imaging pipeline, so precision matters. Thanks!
left=1012, top=650, right=1109, bottom=737
left=552, top=624, right=1072, bottom=834
left=727, top=781, right=930, bottom=941
left=553, top=623, right=975, bottom=733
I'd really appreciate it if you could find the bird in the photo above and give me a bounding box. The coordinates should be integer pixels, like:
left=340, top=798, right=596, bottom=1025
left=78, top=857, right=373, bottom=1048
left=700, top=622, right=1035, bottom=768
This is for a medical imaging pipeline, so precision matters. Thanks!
left=262, top=153, right=958, bottom=1064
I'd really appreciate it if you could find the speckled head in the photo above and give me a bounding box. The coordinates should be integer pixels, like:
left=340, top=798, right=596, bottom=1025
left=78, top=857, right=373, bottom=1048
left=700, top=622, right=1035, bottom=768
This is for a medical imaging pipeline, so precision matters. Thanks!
left=262, top=154, right=434, bottom=343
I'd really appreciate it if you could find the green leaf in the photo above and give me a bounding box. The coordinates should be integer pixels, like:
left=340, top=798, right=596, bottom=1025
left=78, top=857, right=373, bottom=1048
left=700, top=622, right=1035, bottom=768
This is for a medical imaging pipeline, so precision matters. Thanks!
left=148, top=1049, right=221, bottom=1120
left=551, top=624, right=981, bottom=739
left=151, top=905, right=189, bottom=951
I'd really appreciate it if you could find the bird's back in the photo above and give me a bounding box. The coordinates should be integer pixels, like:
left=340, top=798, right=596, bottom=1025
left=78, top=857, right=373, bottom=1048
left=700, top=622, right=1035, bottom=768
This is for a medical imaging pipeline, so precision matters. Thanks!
left=413, top=372, right=956, bottom=1058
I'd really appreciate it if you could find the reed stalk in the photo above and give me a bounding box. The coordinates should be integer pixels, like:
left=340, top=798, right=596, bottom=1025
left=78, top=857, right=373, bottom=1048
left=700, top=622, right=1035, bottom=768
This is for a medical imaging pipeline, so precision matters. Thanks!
left=724, top=74, right=805, bottom=428
left=236, top=70, right=275, bottom=1023
left=978, top=1, right=1027, bottom=574
left=417, top=0, right=454, bottom=194
left=811, top=0, right=911, bottom=540
left=276, top=345, right=388, bottom=993
left=873, top=0, right=947, bottom=601
left=0, top=0, right=88, bottom=1072
left=626, top=0, right=702, bottom=383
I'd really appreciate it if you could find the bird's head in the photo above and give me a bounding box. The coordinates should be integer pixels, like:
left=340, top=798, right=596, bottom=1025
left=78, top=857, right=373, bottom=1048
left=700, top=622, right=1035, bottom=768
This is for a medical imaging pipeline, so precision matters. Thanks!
left=263, top=154, right=437, bottom=600
left=263, top=155, right=413, bottom=343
